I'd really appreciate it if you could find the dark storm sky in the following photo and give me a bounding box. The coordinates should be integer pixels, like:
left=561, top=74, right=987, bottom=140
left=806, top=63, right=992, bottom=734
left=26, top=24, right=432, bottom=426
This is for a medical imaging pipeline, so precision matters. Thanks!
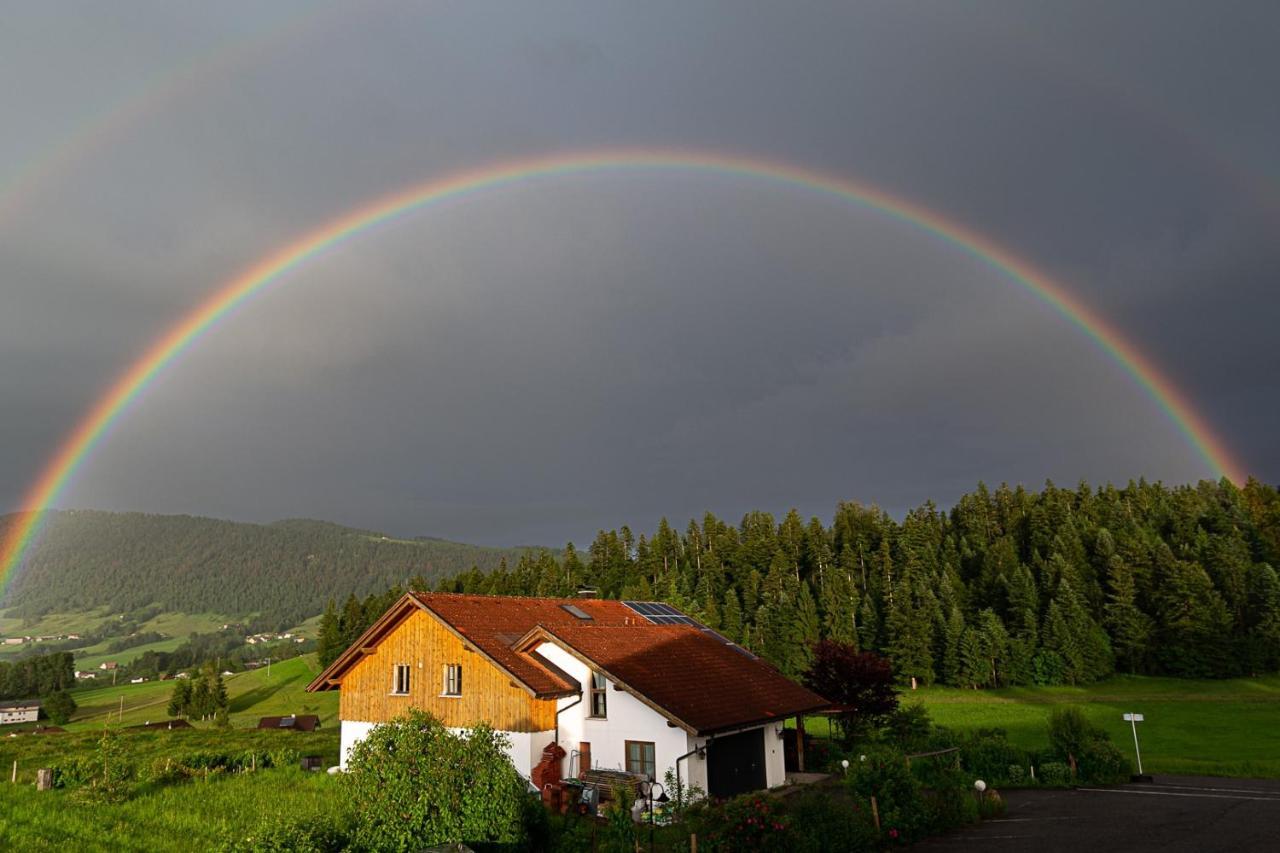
left=1, top=1, right=1276, bottom=546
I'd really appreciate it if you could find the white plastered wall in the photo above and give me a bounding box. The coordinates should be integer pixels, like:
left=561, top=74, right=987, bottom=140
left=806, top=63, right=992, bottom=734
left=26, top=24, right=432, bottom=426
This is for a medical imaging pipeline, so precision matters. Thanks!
left=339, top=719, right=375, bottom=771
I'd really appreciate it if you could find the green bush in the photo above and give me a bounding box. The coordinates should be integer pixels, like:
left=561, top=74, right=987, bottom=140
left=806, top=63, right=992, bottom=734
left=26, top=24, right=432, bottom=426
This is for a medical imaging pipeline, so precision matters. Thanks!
left=958, top=730, right=1030, bottom=786
left=1047, top=708, right=1102, bottom=765
left=783, top=788, right=878, bottom=853
left=70, top=729, right=134, bottom=803
left=1005, top=764, right=1027, bottom=785
left=848, top=748, right=928, bottom=842
left=1076, top=737, right=1131, bottom=784
left=919, top=768, right=980, bottom=834
left=882, top=704, right=936, bottom=752
left=343, top=710, right=528, bottom=851
left=1038, top=761, right=1072, bottom=786
left=1046, top=707, right=1131, bottom=783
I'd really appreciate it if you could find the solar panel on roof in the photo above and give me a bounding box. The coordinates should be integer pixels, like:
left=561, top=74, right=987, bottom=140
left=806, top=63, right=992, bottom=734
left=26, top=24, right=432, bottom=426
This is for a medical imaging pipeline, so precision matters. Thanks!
left=560, top=604, right=593, bottom=620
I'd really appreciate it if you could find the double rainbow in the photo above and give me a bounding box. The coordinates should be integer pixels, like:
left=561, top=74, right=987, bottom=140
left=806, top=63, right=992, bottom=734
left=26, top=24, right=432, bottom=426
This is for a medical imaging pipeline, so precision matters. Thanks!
left=0, top=148, right=1247, bottom=593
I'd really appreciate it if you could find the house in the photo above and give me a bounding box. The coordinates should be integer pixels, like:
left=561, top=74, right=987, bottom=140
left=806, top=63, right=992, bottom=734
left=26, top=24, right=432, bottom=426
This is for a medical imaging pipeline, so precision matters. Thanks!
left=99, top=661, right=118, bottom=671
left=129, top=677, right=147, bottom=684
left=257, top=714, right=322, bottom=732
left=307, top=593, right=828, bottom=798
left=2, top=638, right=25, bottom=646
left=0, top=700, right=41, bottom=726
left=74, top=670, right=97, bottom=680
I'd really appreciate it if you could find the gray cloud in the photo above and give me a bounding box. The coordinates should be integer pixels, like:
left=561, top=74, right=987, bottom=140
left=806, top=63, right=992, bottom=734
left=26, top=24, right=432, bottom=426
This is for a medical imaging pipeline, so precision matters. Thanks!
left=1, top=1, right=1275, bottom=546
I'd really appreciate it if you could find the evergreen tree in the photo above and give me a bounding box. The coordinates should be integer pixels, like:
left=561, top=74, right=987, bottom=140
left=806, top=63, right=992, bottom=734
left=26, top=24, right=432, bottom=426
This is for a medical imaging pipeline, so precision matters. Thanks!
left=1151, top=546, right=1234, bottom=677
left=317, top=598, right=342, bottom=667
left=720, top=589, right=743, bottom=644
left=1104, top=557, right=1153, bottom=673
left=167, top=679, right=192, bottom=718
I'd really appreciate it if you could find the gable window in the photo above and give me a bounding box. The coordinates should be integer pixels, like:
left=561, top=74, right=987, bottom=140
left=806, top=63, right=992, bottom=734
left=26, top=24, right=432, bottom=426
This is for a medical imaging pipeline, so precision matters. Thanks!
left=443, top=663, right=463, bottom=696
left=589, top=671, right=608, bottom=718
left=392, top=664, right=411, bottom=695
left=625, top=740, right=656, bottom=780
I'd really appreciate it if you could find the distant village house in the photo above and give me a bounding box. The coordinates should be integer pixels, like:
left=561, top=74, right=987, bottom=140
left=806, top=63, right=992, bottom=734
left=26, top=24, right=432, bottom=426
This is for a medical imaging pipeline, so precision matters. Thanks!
left=0, top=701, right=41, bottom=726
left=257, top=714, right=322, bottom=732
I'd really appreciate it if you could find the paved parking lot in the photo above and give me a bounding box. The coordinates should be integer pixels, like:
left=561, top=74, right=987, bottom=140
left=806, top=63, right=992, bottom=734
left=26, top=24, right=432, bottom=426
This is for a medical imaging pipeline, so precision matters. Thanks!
left=919, top=776, right=1280, bottom=852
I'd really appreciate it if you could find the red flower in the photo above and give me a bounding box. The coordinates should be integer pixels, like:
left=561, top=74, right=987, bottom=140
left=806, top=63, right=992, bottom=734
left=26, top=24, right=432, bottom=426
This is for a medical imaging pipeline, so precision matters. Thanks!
left=889, top=828, right=899, bottom=839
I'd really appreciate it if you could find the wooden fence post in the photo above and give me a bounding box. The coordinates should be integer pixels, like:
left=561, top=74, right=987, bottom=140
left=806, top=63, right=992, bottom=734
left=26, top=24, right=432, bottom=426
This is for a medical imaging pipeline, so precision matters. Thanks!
left=36, top=769, right=53, bottom=791
left=870, top=795, right=881, bottom=832
left=690, top=833, right=697, bottom=853
left=11, top=760, right=16, bottom=783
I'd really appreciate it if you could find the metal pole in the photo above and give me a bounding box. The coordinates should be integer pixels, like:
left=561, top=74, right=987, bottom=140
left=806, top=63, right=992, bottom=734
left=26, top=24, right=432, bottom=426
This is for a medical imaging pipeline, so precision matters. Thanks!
left=1130, top=716, right=1143, bottom=776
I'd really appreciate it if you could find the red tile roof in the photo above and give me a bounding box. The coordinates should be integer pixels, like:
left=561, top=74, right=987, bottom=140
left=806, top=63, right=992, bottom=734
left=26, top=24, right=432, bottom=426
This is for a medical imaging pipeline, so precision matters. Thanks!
left=308, top=592, right=829, bottom=733
left=415, top=592, right=639, bottom=697
left=526, top=624, right=829, bottom=734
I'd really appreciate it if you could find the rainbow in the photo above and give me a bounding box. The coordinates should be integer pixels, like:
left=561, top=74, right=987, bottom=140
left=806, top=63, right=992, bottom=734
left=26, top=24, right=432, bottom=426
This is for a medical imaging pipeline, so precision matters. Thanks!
left=0, top=148, right=1249, bottom=593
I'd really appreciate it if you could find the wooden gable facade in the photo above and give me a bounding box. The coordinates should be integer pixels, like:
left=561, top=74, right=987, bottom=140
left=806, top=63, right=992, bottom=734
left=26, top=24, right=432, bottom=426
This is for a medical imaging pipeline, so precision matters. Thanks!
left=316, top=601, right=559, bottom=733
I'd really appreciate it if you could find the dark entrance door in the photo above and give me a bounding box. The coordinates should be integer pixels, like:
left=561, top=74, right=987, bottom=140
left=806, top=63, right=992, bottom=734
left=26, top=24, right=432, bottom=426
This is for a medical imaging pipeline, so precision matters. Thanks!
left=706, top=728, right=766, bottom=798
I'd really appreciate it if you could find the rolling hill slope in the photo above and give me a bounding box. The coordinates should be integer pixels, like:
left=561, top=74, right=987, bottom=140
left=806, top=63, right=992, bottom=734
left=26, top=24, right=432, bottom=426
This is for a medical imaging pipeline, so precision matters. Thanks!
left=0, top=510, right=542, bottom=625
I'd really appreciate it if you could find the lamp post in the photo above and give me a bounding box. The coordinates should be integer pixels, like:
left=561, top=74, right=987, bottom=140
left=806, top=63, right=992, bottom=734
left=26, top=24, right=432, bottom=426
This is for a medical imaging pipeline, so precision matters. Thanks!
left=639, top=780, right=668, bottom=852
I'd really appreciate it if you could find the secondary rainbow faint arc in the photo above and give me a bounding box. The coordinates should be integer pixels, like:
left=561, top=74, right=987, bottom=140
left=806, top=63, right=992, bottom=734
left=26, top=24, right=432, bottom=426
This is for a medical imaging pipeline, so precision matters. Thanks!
left=0, top=148, right=1249, bottom=590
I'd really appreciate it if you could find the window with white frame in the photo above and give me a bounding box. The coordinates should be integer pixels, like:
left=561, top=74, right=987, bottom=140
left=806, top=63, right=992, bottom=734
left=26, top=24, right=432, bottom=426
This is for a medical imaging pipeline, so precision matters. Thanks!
left=392, top=664, right=411, bottom=695
left=443, top=663, right=462, bottom=696
left=589, top=671, right=607, bottom=718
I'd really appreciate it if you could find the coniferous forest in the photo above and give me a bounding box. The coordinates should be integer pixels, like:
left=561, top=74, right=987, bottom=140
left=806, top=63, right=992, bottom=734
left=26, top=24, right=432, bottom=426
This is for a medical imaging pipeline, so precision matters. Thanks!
left=421, top=478, right=1280, bottom=687
left=8, top=480, right=1280, bottom=690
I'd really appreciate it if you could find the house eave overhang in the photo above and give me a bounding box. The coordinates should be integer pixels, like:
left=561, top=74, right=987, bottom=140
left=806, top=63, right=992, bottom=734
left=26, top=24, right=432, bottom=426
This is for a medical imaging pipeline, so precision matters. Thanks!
left=694, top=700, right=833, bottom=737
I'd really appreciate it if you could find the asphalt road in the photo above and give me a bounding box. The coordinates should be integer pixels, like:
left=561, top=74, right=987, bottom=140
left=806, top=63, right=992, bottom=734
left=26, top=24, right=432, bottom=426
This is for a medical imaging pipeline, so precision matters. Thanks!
left=918, top=776, right=1280, bottom=852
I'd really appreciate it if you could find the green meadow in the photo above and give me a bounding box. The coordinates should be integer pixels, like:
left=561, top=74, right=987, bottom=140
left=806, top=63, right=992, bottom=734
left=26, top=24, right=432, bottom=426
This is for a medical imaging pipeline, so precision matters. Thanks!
left=0, top=763, right=343, bottom=852
left=66, top=655, right=337, bottom=731
left=802, top=674, right=1280, bottom=778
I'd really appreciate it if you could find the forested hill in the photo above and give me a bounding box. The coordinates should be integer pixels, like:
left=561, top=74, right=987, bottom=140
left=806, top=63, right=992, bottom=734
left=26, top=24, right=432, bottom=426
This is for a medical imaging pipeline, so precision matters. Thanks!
left=427, top=478, right=1280, bottom=685
left=0, top=510, right=539, bottom=626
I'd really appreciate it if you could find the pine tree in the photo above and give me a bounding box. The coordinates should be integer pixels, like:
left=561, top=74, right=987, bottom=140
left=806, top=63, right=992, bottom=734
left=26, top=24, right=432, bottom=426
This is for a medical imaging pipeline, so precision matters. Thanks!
left=167, top=679, right=191, bottom=718
left=958, top=628, right=986, bottom=689
left=1104, top=557, right=1152, bottom=673
left=1151, top=546, right=1234, bottom=677
left=792, top=580, right=821, bottom=675
left=339, top=593, right=365, bottom=650
left=942, top=607, right=966, bottom=686
left=975, top=609, right=1010, bottom=688
left=720, top=589, right=743, bottom=644
left=317, top=598, right=342, bottom=667
left=819, top=549, right=859, bottom=646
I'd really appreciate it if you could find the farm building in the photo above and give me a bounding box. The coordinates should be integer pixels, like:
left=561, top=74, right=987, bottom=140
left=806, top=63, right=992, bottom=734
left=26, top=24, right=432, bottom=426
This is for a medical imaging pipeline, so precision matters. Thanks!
left=308, top=592, right=827, bottom=798
left=74, top=670, right=97, bottom=680
left=0, top=700, right=41, bottom=726
left=257, top=714, right=322, bottom=732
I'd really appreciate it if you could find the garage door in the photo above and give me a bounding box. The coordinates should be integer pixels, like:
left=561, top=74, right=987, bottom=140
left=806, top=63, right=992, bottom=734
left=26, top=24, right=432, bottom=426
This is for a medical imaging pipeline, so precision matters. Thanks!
left=707, top=728, right=766, bottom=798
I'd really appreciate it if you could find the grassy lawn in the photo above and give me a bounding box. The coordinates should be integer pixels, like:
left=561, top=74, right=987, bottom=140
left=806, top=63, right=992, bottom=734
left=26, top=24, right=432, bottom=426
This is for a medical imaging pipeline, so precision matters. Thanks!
left=66, top=655, right=337, bottom=731
left=801, top=674, right=1280, bottom=778
left=0, top=765, right=343, bottom=852
left=73, top=637, right=188, bottom=671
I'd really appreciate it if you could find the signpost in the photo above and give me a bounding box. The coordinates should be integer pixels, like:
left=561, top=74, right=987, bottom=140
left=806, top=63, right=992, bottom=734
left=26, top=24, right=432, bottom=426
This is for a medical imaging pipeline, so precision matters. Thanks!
left=1123, top=712, right=1151, bottom=782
